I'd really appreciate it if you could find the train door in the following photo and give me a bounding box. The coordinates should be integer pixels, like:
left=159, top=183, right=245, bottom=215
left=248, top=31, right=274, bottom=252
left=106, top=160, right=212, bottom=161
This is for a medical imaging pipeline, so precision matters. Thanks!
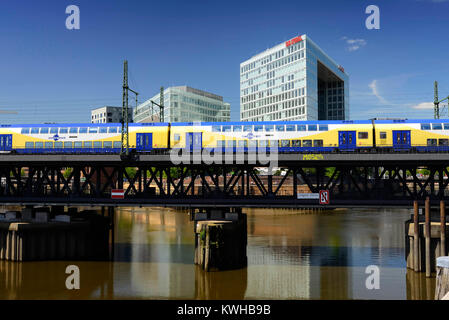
left=136, top=133, right=153, bottom=151
left=392, top=130, right=411, bottom=150
left=338, top=131, right=356, bottom=150
left=0, top=134, right=12, bottom=151
left=186, top=132, right=202, bottom=151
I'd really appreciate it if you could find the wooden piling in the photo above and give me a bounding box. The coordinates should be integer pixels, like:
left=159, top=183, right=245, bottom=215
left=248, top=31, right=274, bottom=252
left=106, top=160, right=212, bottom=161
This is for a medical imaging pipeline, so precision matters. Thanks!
left=414, top=201, right=420, bottom=271
left=441, top=200, right=446, bottom=257
left=425, top=197, right=431, bottom=277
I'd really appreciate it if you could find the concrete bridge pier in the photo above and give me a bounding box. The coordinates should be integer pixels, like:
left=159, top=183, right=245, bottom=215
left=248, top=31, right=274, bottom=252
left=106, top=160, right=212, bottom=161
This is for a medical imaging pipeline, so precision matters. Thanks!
left=192, top=207, right=247, bottom=272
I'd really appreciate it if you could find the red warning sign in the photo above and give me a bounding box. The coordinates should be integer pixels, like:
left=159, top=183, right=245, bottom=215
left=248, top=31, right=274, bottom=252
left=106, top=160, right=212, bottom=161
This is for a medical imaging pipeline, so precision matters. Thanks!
left=319, top=190, right=330, bottom=205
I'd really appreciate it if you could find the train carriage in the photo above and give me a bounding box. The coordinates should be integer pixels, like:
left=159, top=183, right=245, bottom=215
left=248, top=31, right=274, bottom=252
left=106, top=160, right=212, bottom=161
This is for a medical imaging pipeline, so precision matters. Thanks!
left=0, top=123, right=169, bottom=153
left=170, top=120, right=374, bottom=152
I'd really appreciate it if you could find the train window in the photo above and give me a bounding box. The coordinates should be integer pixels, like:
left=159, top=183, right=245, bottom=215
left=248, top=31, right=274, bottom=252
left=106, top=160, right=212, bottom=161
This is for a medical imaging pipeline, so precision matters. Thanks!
left=281, top=140, right=290, bottom=147
left=79, top=127, right=88, bottom=134
left=212, top=125, right=221, bottom=132
left=292, top=140, right=301, bottom=147
left=50, top=127, right=58, bottom=134
left=64, top=142, right=73, bottom=148
left=217, top=140, right=225, bottom=147
left=55, top=141, right=63, bottom=148
left=113, top=141, right=122, bottom=148
left=84, top=141, right=93, bottom=148
left=313, top=140, right=323, bottom=147
left=380, top=132, right=387, bottom=139
left=303, top=140, right=312, bottom=147
left=35, top=142, right=44, bottom=148
left=104, top=141, right=113, bottom=148
left=308, top=125, right=317, bottom=131
left=237, top=140, right=248, bottom=148
left=319, top=125, right=329, bottom=131
left=233, top=125, right=242, bottom=132
left=439, top=139, right=449, bottom=146
left=427, top=139, right=437, bottom=146
left=222, top=125, right=231, bottom=132
left=31, top=128, right=40, bottom=134
left=358, top=132, right=369, bottom=139
left=297, top=125, right=306, bottom=131
left=21, top=128, right=30, bottom=134
left=74, top=142, right=82, bottom=148
left=88, top=127, right=98, bottom=133
left=421, top=124, right=431, bottom=130
left=264, top=125, right=274, bottom=132
left=99, top=127, right=108, bottom=134
left=93, top=141, right=102, bottom=148
left=25, top=142, right=34, bottom=148
left=108, top=127, right=118, bottom=134
left=432, top=123, right=443, bottom=130
left=444, top=124, right=449, bottom=130
left=276, top=125, right=285, bottom=132
left=286, top=125, right=295, bottom=132
left=243, top=125, right=252, bottom=132
left=69, top=127, right=78, bottom=134
left=259, top=140, right=268, bottom=147
left=248, top=140, right=258, bottom=148
left=40, top=128, right=49, bottom=134
left=254, top=125, right=263, bottom=132
left=227, top=140, right=236, bottom=147
left=44, top=142, right=53, bottom=148
left=59, top=128, right=68, bottom=134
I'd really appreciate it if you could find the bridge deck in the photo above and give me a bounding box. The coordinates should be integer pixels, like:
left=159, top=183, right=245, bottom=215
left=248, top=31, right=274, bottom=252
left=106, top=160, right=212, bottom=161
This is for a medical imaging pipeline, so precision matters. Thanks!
left=1, top=152, right=449, bottom=165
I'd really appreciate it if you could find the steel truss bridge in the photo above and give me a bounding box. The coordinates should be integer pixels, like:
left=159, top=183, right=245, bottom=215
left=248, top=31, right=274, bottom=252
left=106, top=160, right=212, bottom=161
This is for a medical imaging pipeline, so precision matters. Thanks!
left=1, top=153, right=449, bottom=208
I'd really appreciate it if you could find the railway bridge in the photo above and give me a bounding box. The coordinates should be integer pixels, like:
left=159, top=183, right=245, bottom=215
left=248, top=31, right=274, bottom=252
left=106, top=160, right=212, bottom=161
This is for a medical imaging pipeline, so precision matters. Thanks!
left=1, top=152, right=449, bottom=208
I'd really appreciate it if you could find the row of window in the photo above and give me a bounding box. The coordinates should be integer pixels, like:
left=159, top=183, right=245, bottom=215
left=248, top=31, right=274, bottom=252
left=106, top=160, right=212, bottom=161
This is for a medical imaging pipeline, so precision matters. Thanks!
left=211, top=124, right=329, bottom=133
left=421, top=123, right=449, bottom=130
left=24, top=141, right=122, bottom=149
left=21, top=127, right=121, bottom=135
left=215, top=139, right=323, bottom=148
left=427, top=139, right=449, bottom=146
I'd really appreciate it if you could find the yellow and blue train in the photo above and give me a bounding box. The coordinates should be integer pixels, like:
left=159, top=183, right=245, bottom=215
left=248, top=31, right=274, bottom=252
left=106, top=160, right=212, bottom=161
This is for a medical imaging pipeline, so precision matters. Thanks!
left=1, top=119, right=449, bottom=153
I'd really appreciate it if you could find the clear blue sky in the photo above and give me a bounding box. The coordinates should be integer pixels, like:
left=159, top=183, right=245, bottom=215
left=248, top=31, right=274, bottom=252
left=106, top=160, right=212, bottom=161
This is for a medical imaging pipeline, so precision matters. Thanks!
left=0, top=0, right=448, bottom=123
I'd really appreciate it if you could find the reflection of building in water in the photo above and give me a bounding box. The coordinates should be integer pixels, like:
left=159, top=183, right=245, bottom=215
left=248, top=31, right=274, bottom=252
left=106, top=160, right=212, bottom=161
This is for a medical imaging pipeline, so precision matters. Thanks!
left=195, top=266, right=248, bottom=300
left=115, top=208, right=196, bottom=298
left=244, top=209, right=318, bottom=299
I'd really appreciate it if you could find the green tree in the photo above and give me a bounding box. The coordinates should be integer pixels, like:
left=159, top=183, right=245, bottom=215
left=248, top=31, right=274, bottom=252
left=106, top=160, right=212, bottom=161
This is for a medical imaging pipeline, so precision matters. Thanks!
left=63, top=167, right=73, bottom=179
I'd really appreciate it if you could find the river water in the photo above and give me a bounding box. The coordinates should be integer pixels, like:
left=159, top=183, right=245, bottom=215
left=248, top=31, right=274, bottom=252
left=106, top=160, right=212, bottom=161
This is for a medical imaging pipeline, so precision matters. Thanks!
left=0, top=207, right=435, bottom=300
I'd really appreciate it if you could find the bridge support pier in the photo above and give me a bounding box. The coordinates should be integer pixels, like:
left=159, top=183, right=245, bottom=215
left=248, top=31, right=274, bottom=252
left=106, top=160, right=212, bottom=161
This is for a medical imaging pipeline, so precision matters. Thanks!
left=406, top=200, right=449, bottom=275
left=192, top=208, right=247, bottom=271
left=0, top=205, right=111, bottom=261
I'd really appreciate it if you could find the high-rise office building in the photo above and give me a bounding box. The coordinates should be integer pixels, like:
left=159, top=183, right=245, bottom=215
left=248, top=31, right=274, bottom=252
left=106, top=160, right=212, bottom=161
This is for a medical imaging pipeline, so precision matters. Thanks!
left=133, top=86, right=230, bottom=123
left=240, top=34, right=349, bottom=121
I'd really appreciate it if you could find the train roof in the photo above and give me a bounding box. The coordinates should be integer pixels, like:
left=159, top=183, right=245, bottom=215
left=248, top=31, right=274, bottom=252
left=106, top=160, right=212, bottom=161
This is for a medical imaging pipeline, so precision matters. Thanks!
left=1, top=119, right=449, bottom=128
left=0, top=123, right=169, bottom=128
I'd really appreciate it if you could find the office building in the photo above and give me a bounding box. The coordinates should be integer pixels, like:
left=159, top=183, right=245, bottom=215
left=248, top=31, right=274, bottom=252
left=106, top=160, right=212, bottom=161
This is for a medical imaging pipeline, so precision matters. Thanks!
left=91, top=106, right=132, bottom=123
left=240, top=34, right=349, bottom=121
left=133, top=86, right=230, bottom=123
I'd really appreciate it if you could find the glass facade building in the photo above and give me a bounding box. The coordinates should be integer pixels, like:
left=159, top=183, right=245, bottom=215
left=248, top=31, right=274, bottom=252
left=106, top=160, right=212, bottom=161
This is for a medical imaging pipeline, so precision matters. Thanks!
left=133, top=86, right=230, bottom=123
left=240, top=34, right=349, bottom=121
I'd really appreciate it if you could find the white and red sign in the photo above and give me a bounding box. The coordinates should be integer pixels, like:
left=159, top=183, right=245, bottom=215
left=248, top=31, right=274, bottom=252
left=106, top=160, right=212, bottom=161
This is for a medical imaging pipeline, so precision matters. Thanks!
left=319, top=190, right=330, bottom=205
left=111, top=189, right=125, bottom=199
left=286, top=35, right=302, bottom=47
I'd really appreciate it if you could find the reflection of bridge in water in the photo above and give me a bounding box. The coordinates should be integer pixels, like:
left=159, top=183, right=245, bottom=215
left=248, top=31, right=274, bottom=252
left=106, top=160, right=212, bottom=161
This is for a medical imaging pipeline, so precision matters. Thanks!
left=1, top=153, right=449, bottom=207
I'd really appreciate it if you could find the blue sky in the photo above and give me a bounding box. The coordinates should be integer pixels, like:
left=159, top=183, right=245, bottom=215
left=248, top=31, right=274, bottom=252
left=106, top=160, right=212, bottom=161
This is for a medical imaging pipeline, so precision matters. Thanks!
left=0, top=0, right=448, bottom=123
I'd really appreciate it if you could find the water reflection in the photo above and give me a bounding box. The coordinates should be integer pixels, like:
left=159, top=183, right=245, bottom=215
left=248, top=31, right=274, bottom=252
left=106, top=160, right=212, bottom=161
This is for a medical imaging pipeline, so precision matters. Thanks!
left=0, top=206, right=436, bottom=299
